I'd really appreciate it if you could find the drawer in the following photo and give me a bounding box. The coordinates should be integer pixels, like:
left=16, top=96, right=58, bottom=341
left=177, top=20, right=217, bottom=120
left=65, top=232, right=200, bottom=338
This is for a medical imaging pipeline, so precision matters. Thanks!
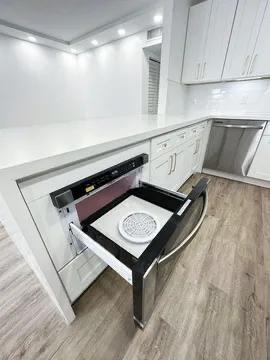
left=190, top=124, right=201, bottom=136
left=59, top=248, right=106, bottom=302
left=200, top=121, right=208, bottom=131
left=173, top=129, right=189, bottom=146
left=151, top=133, right=174, bottom=159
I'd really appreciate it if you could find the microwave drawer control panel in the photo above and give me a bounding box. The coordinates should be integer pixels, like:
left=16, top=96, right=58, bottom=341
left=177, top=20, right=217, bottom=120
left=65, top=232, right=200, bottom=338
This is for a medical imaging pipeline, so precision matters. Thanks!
left=50, top=153, right=149, bottom=209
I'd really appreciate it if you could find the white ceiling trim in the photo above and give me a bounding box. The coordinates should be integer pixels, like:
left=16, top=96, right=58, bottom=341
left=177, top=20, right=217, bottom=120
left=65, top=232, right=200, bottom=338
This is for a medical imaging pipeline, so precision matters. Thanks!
left=0, top=4, right=163, bottom=55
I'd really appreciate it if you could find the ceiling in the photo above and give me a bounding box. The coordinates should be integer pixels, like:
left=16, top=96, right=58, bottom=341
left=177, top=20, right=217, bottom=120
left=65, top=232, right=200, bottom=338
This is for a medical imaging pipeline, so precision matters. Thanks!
left=0, top=0, right=159, bottom=42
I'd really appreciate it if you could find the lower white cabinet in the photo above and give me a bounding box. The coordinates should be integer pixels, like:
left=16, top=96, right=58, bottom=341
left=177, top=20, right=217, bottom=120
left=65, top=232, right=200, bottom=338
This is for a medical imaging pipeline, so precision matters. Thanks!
left=248, top=136, right=270, bottom=181
left=150, top=121, right=210, bottom=191
left=150, top=151, right=176, bottom=189
left=59, top=248, right=107, bottom=302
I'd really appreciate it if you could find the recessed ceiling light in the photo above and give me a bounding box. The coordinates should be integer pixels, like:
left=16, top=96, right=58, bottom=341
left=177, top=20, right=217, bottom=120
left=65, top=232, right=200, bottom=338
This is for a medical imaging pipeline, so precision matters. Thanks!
left=91, top=39, right=98, bottom=46
left=153, top=14, right=163, bottom=24
left=70, top=48, right=77, bottom=54
left=28, top=35, right=37, bottom=42
left=118, top=28, right=126, bottom=36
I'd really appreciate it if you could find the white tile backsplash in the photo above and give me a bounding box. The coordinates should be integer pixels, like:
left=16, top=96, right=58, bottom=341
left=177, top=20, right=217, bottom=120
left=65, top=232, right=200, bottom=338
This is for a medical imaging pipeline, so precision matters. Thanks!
left=186, top=79, right=270, bottom=116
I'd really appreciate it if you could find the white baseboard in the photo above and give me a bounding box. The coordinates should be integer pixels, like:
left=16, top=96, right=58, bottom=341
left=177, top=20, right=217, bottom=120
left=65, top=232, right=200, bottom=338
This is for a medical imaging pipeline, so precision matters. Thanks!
left=203, top=168, right=270, bottom=189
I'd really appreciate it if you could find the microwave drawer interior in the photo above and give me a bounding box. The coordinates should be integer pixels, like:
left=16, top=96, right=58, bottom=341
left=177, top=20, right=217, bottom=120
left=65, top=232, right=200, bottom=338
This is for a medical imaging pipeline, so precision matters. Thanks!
left=70, top=184, right=186, bottom=281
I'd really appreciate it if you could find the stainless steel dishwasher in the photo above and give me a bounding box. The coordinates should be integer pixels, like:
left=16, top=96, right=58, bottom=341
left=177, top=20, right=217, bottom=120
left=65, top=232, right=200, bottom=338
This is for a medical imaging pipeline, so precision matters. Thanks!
left=204, top=119, right=267, bottom=176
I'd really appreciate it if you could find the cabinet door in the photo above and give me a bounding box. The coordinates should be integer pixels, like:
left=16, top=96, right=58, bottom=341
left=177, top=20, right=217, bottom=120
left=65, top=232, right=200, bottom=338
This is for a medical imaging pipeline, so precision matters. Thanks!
left=247, top=2, right=270, bottom=77
left=171, top=141, right=196, bottom=190
left=150, top=151, right=175, bottom=189
left=248, top=136, right=270, bottom=181
left=223, top=0, right=268, bottom=80
left=59, top=248, right=106, bottom=302
left=202, top=0, right=238, bottom=82
left=182, top=1, right=212, bottom=83
left=192, top=137, right=203, bottom=173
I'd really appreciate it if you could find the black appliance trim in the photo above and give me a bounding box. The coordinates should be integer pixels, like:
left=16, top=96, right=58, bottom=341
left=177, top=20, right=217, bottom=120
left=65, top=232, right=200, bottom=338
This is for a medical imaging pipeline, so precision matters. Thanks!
left=132, top=178, right=209, bottom=325
left=50, top=153, right=148, bottom=208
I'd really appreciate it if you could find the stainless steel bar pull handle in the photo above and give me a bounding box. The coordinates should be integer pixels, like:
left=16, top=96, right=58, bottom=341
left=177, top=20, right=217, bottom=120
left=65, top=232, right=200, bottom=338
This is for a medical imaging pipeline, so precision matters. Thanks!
left=242, top=55, right=250, bottom=75
left=172, top=153, right=177, bottom=172
left=202, top=62, right=206, bottom=79
left=168, top=155, right=173, bottom=175
left=213, top=123, right=264, bottom=130
left=196, top=63, right=200, bottom=80
left=249, top=54, right=258, bottom=74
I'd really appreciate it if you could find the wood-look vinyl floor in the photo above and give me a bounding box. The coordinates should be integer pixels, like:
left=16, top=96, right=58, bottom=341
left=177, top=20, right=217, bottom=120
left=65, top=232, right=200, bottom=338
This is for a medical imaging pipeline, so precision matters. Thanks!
left=1, top=174, right=270, bottom=360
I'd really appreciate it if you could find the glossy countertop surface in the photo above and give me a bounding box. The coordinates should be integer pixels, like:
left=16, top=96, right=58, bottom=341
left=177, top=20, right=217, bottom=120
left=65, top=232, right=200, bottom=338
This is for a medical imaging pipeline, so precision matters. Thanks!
left=1, top=113, right=269, bottom=180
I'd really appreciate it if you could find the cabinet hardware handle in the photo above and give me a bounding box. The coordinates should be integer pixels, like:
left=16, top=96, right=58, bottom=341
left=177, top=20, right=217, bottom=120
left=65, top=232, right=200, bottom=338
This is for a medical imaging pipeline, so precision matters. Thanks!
left=202, top=62, right=206, bottom=79
left=168, top=155, right=173, bottom=175
left=249, top=54, right=258, bottom=74
left=193, top=139, right=200, bottom=155
left=172, top=153, right=177, bottom=172
left=196, top=63, right=200, bottom=80
left=242, top=55, right=250, bottom=75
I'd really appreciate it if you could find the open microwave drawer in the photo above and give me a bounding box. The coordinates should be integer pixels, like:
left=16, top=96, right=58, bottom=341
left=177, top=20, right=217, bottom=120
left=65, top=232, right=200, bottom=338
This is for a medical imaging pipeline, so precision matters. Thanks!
left=69, top=176, right=209, bottom=328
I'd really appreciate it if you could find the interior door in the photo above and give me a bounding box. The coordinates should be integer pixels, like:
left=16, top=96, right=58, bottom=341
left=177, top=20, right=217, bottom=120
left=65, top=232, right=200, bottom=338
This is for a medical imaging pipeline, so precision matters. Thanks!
left=222, top=0, right=268, bottom=80
left=182, top=1, right=212, bottom=83
left=202, top=0, right=238, bottom=82
left=247, top=1, right=270, bottom=77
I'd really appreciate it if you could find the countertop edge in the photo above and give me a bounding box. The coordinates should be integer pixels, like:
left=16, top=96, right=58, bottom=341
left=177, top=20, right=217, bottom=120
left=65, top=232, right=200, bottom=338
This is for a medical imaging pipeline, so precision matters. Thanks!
left=1, top=113, right=269, bottom=181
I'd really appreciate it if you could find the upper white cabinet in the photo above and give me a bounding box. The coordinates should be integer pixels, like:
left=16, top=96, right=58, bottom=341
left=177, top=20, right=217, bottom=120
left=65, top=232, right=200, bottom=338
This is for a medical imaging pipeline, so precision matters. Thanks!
left=182, top=1, right=212, bottom=83
left=182, top=0, right=237, bottom=84
left=223, top=0, right=268, bottom=80
left=247, top=1, right=270, bottom=77
left=222, top=0, right=270, bottom=80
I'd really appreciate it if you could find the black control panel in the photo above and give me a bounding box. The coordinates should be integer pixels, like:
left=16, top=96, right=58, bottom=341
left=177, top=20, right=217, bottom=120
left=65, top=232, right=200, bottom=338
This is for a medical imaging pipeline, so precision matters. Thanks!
left=51, top=153, right=148, bottom=208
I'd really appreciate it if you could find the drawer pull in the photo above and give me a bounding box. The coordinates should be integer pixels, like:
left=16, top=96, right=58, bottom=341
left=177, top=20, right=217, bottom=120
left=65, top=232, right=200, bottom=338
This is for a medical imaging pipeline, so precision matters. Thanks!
left=168, top=155, right=173, bottom=175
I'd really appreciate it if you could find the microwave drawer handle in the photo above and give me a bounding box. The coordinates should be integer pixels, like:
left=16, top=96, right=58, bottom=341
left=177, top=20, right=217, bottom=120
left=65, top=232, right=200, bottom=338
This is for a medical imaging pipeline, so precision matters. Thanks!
left=158, top=190, right=208, bottom=265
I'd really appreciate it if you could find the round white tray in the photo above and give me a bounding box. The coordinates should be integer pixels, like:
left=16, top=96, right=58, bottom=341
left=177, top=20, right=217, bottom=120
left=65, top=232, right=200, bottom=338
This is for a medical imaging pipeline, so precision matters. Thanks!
left=118, top=211, right=159, bottom=243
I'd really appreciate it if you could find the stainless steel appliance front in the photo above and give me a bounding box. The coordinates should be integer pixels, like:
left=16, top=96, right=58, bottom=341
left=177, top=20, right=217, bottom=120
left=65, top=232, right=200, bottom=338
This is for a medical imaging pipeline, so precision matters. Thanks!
left=50, top=154, right=209, bottom=328
left=204, top=119, right=266, bottom=176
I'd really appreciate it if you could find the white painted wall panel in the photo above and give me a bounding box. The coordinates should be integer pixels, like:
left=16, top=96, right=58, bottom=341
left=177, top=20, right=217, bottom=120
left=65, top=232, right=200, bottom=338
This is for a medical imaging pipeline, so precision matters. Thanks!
left=0, top=31, right=146, bottom=128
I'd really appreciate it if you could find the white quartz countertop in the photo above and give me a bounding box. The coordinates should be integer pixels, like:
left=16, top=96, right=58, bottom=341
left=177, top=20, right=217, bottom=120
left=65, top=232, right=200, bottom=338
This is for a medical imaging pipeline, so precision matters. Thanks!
left=0, top=113, right=269, bottom=181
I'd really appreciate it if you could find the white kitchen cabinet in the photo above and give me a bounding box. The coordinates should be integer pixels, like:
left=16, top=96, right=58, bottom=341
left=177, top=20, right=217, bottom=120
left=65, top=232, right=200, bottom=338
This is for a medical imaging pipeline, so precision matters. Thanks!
left=59, top=248, right=106, bottom=302
left=195, top=121, right=212, bottom=173
left=203, top=0, right=238, bottom=82
left=150, top=139, right=193, bottom=191
left=248, top=136, right=270, bottom=181
left=150, top=151, right=175, bottom=189
left=223, top=0, right=268, bottom=80
left=192, top=137, right=203, bottom=173
left=150, top=122, right=209, bottom=191
left=182, top=0, right=237, bottom=84
left=247, top=1, right=270, bottom=77
left=182, top=1, right=212, bottom=83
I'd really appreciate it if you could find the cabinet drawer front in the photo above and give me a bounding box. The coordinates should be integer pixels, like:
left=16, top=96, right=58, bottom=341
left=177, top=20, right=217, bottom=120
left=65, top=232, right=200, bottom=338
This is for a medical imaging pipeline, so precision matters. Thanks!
left=174, top=129, right=189, bottom=146
left=59, top=248, right=106, bottom=302
left=151, top=134, right=174, bottom=159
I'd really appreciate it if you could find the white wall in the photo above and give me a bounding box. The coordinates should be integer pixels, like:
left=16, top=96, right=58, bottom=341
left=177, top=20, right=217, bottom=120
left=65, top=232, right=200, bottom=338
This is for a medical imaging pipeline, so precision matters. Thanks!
left=77, top=32, right=146, bottom=119
left=159, top=0, right=192, bottom=116
left=0, top=31, right=147, bottom=128
left=186, top=79, right=270, bottom=116
left=0, top=34, right=83, bottom=128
